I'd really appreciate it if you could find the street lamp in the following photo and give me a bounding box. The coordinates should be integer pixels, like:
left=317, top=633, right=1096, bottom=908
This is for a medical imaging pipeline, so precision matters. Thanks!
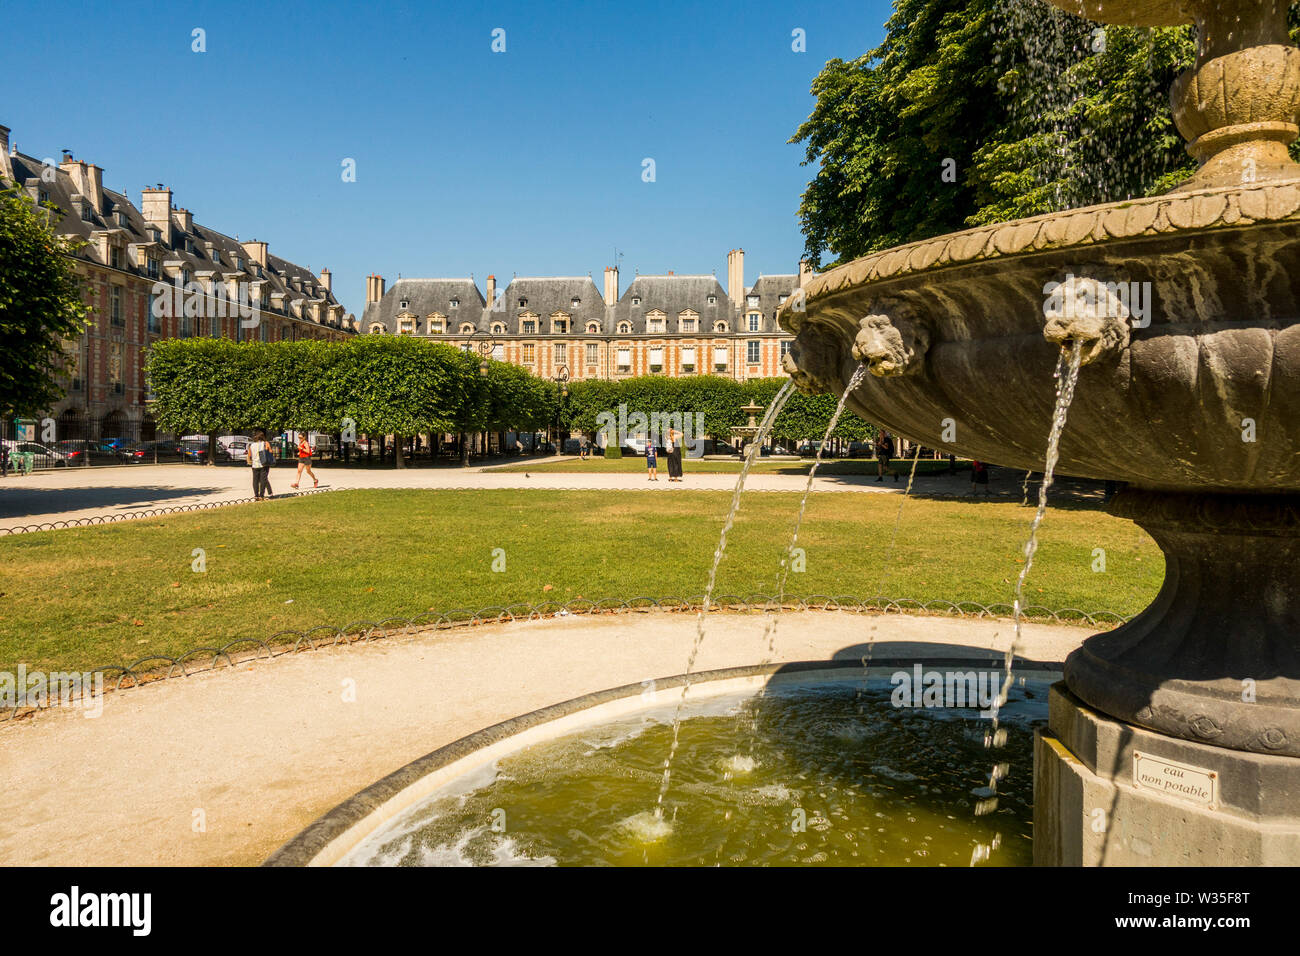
left=464, top=329, right=495, bottom=376
left=552, top=364, right=570, bottom=397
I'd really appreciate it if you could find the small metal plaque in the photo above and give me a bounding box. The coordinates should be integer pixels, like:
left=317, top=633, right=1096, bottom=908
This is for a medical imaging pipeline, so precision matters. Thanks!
left=1132, top=750, right=1218, bottom=808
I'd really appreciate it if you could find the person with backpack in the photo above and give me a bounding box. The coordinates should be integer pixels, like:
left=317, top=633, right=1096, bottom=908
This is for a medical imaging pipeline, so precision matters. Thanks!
left=245, top=429, right=275, bottom=500
left=875, top=430, right=896, bottom=482
left=290, top=432, right=318, bottom=489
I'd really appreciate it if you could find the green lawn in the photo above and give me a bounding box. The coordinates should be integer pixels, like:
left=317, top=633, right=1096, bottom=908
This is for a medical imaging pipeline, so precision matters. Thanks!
left=491, top=457, right=964, bottom=476
left=0, top=488, right=1163, bottom=672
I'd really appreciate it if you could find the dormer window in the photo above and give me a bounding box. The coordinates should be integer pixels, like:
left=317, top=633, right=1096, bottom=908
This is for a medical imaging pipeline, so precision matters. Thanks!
left=617, top=321, right=632, bottom=334
left=399, top=300, right=409, bottom=310
left=147, top=256, right=160, bottom=279
left=210, top=248, right=220, bottom=265
left=491, top=322, right=506, bottom=335
left=747, top=295, right=759, bottom=308
left=571, top=297, right=580, bottom=308
left=80, top=203, right=93, bottom=222
left=369, top=323, right=386, bottom=334
left=707, top=295, right=717, bottom=305
left=631, top=296, right=641, bottom=306
left=182, top=268, right=192, bottom=285
left=185, top=238, right=195, bottom=253
left=109, top=245, right=124, bottom=270
left=518, top=297, right=527, bottom=307
left=235, top=256, right=244, bottom=271
left=586, top=321, right=599, bottom=333
left=459, top=323, right=475, bottom=334
left=116, top=210, right=129, bottom=227
left=450, top=299, right=459, bottom=308
left=522, top=319, right=537, bottom=334
left=714, top=320, right=728, bottom=333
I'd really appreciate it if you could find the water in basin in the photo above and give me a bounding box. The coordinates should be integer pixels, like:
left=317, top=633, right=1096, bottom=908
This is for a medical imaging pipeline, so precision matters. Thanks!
left=340, top=677, right=1050, bottom=867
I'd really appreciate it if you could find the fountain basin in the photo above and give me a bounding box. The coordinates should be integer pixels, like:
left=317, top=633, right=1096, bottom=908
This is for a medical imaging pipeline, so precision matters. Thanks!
left=264, top=659, right=1060, bottom=867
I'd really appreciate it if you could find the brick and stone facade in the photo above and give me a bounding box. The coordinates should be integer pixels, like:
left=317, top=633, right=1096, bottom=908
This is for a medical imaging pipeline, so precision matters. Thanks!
left=360, top=250, right=810, bottom=383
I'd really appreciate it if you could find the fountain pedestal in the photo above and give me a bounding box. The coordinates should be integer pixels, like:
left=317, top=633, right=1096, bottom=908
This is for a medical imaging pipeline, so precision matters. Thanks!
left=1035, top=684, right=1300, bottom=865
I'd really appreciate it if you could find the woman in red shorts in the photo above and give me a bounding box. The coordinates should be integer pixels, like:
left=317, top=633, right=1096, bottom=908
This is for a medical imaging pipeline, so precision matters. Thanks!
left=290, top=432, right=318, bottom=489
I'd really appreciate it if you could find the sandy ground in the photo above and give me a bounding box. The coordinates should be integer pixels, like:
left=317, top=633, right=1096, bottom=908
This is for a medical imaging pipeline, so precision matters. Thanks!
left=0, top=459, right=1042, bottom=531
left=0, top=609, right=1090, bottom=867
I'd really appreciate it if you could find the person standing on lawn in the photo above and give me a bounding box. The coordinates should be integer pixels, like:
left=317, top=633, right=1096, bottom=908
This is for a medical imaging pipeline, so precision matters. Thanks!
left=971, top=459, right=990, bottom=495
left=875, top=430, right=896, bottom=482
left=644, top=434, right=658, bottom=481
left=666, top=427, right=684, bottom=482
left=245, top=430, right=274, bottom=500
left=290, top=432, right=318, bottom=489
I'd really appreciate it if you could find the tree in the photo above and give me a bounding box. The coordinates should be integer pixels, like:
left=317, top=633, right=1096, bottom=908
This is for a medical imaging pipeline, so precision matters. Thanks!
left=0, top=181, right=91, bottom=420
left=787, top=0, right=1284, bottom=267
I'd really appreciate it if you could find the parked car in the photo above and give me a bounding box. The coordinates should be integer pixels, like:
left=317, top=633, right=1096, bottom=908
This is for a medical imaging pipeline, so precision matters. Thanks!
left=118, top=440, right=182, bottom=463
left=99, top=437, right=131, bottom=452
left=224, top=437, right=250, bottom=462
left=178, top=440, right=210, bottom=464
left=2, top=440, right=72, bottom=468
left=797, top=443, right=818, bottom=457
left=53, top=440, right=120, bottom=465
left=847, top=441, right=873, bottom=458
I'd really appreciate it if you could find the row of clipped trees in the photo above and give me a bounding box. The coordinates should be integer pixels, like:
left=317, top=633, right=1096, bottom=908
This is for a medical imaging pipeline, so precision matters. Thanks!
left=146, top=338, right=876, bottom=466
left=562, top=376, right=874, bottom=451
left=146, top=337, right=558, bottom=467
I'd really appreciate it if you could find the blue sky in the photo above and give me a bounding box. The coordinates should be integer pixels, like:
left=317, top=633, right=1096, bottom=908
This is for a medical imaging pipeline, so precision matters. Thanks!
left=2, top=0, right=892, bottom=315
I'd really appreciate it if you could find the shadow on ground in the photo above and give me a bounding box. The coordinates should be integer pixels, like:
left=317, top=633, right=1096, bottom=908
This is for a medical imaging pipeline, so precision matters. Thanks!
left=0, top=485, right=229, bottom=518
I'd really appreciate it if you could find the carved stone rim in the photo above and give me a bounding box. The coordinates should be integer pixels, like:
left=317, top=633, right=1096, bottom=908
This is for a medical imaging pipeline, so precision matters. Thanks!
left=779, top=177, right=1300, bottom=334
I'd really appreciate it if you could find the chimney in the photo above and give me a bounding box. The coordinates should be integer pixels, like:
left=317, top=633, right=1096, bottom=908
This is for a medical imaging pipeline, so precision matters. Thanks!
left=0, top=125, right=11, bottom=181
left=142, top=186, right=172, bottom=246
left=366, top=273, right=386, bottom=304
left=727, top=248, right=745, bottom=310
left=61, top=158, right=104, bottom=214
left=241, top=239, right=268, bottom=268
left=172, top=206, right=193, bottom=233
left=319, top=267, right=331, bottom=292
left=485, top=274, right=496, bottom=306
left=603, top=265, right=618, bottom=305
left=798, top=259, right=814, bottom=287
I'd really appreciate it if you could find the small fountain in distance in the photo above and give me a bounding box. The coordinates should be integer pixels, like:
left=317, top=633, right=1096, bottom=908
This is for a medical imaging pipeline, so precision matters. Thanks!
left=780, top=0, right=1300, bottom=865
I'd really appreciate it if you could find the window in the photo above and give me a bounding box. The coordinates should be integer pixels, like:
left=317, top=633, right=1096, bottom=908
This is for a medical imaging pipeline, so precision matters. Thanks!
left=259, top=320, right=268, bottom=342
left=780, top=340, right=793, bottom=359
left=522, top=344, right=535, bottom=364
left=617, top=321, right=631, bottom=334
left=680, top=316, right=697, bottom=333
left=109, top=286, right=124, bottom=326
left=681, top=346, right=696, bottom=373
left=211, top=315, right=221, bottom=337
left=631, top=296, right=641, bottom=306
left=398, top=318, right=415, bottom=334
left=553, top=317, right=569, bottom=334
left=647, top=315, right=666, bottom=334
left=210, top=248, right=220, bottom=265
left=109, top=245, right=123, bottom=270
left=180, top=316, right=193, bottom=338
left=181, top=268, right=192, bottom=285
left=235, top=257, right=244, bottom=271
left=518, top=297, right=528, bottom=307
left=707, top=295, right=717, bottom=305
left=428, top=317, right=444, bottom=334
left=490, top=322, right=505, bottom=335
left=116, top=210, right=128, bottom=227
left=586, top=321, right=599, bottom=333
left=571, top=297, right=581, bottom=308
left=747, top=295, right=759, bottom=308
left=450, top=299, right=459, bottom=309
left=779, top=294, right=789, bottom=305
left=492, top=344, right=504, bottom=360
left=747, top=313, right=761, bottom=332
left=369, top=323, right=386, bottom=334
left=747, top=340, right=761, bottom=364
left=714, top=320, right=728, bottom=333
left=585, top=343, right=598, bottom=365
left=148, top=295, right=162, bottom=333
left=459, top=323, right=475, bottom=334
left=109, top=343, right=123, bottom=393
left=399, top=300, right=409, bottom=310
left=81, top=203, right=93, bottom=222
left=146, top=256, right=160, bottom=279
left=522, top=319, right=537, bottom=334
left=64, top=339, right=81, bottom=390
left=649, top=347, right=664, bottom=372
left=38, top=189, right=50, bottom=205
left=714, top=345, right=729, bottom=371
left=553, top=342, right=566, bottom=365
left=616, top=348, right=631, bottom=372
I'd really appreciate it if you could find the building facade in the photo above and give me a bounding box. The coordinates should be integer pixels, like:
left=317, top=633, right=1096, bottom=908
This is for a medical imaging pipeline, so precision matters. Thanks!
left=360, top=249, right=809, bottom=382
left=0, top=123, right=356, bottom=441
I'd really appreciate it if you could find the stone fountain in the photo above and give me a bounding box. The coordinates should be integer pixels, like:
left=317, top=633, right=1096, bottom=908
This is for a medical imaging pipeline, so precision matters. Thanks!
left=731, top=400, right=767, bottom=457
left=780, top=0, right=1300, bottom=864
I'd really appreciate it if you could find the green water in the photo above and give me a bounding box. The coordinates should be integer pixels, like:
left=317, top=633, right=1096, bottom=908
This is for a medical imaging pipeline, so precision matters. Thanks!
left=342, top=680, right=1046, bottom=867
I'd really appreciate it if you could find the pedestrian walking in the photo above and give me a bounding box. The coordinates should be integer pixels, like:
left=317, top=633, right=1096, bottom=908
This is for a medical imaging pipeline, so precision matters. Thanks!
left=644, top=435, right=658, bottom=481
left=579, top=434, right=590, bottom=461
left=246, top=429, right=274, bottom=500
left=875, top=430, right=896, bottom=482
left=666, top=427, right=684, bottom=482
left=290, top=432, right=318, bottom=489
